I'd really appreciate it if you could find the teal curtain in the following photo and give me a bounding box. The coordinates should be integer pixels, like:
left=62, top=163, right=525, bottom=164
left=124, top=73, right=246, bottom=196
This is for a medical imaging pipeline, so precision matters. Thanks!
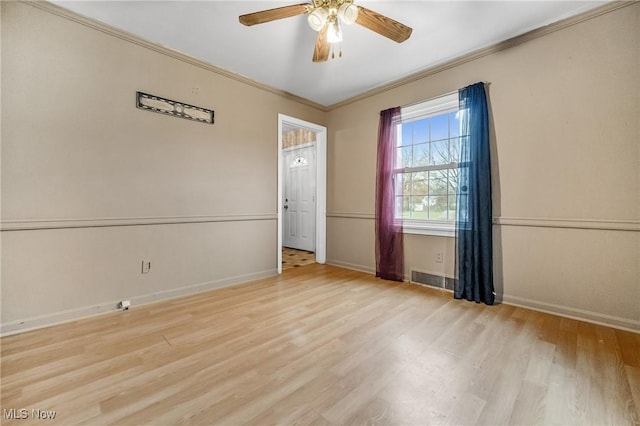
left=455, top=82, right=494, bottom=304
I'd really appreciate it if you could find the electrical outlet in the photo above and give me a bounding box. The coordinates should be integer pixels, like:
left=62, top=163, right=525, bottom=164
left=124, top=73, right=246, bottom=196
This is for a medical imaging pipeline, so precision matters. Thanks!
left=435, top=252, right=444, bottom=263
left=141, top=261, right=151, bottom=274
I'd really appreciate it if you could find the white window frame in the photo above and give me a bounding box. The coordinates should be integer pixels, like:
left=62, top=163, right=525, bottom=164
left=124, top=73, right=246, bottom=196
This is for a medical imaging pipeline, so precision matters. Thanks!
left=396, top=93, right=459, bottom=237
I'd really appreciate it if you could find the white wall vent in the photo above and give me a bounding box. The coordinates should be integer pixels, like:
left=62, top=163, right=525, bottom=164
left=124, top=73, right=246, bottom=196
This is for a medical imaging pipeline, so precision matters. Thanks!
left=410, top=269, right=456, bottom=291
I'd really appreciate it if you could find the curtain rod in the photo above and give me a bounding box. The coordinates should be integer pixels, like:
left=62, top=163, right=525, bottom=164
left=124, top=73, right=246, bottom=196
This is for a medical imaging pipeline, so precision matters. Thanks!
left=400, top=82, right=491, bottom=109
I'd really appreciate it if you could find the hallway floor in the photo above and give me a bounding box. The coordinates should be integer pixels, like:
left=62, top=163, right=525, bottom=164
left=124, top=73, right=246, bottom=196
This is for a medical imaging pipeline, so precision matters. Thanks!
left=282, top=247, right=315, bottom=270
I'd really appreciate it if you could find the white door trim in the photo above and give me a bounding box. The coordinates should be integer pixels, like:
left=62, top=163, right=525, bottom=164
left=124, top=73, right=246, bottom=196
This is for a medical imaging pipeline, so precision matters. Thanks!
left=277, top=114, right=327, bottom=274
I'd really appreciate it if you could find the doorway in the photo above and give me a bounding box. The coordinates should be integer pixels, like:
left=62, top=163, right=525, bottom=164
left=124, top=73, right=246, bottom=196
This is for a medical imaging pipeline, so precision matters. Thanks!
left=277, top=114, right=326, bottom=274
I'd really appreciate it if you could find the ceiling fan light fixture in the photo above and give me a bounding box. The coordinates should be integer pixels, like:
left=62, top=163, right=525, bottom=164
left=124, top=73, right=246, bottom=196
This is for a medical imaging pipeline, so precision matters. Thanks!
left=327, top=18, right=342, bottom=44
left=338, top=4, right=358, bottom=25
left=308, top=8, right=328, bottom=31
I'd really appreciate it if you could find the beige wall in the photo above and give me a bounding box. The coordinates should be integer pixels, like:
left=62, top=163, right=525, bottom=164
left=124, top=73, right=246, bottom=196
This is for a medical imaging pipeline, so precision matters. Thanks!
left=326, top=4, right=639, bottom=330
left=0, top=1, right=325, bottom=333
left=2, top=1, right=638, bottom=334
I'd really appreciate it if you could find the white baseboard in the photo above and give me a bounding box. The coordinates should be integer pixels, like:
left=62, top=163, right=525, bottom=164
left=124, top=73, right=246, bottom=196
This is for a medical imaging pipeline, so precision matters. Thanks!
left=0, top=268, right=278, bottom=336
left=5, top=265, right=636, bottom=336
left=497, top=294, right=640, bottom=334
left=327, top=261, right=639, bottom=333
left=326, top=259, right=375, bottom=275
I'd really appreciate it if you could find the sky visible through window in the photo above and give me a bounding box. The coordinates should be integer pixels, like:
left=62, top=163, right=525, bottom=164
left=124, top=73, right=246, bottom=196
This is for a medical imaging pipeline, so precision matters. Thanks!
left=396, top=111, right=462, bottom=222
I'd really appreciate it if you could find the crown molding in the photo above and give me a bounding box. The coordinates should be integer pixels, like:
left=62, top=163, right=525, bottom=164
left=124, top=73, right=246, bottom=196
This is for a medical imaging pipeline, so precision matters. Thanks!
left=21, top=1, right=634, bottom=113
left=326, top=1, right=636, bottom=110
left=22, top=1, right=329, bottom=112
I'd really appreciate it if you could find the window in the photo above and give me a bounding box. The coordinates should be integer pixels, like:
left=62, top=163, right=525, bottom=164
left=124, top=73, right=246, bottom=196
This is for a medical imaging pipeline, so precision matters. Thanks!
left=395, top=93, right=462, bottom=236
left=291, top=155, right=308, bottom=167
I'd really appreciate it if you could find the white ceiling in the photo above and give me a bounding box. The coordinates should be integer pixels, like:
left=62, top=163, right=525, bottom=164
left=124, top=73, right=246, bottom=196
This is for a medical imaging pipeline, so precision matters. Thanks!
left=52, top=0, right=606, bottom=107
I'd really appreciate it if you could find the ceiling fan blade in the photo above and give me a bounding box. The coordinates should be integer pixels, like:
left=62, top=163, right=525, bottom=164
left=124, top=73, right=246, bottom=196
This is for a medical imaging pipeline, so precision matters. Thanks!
left=239, top=4, right=310, bottom=26
left=355, top=6, right=412, bottom=43
left=312, top=24, right=330, bottom=62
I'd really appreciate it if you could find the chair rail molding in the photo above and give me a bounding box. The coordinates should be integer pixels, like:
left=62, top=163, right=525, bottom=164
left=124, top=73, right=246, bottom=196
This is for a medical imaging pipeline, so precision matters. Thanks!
left=493, top=216, right=640, bottom=232
left=326, top=212, right=375, bottom=220
left=0, top=214, right=277, bottom=231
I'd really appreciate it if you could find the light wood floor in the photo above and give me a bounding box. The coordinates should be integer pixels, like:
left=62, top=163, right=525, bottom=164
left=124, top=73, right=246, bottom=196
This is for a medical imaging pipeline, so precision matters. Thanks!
left=1, top=264, right=639, bottom=425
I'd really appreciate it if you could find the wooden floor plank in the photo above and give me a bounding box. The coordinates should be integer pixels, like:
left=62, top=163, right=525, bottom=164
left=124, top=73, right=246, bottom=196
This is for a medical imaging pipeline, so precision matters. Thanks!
left=1, top=264, right=638, bottom=425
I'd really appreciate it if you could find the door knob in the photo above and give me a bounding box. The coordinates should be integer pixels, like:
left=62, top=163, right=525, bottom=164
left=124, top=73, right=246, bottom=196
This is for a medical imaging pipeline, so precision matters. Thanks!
left=284, top=205, right=288, bottom=210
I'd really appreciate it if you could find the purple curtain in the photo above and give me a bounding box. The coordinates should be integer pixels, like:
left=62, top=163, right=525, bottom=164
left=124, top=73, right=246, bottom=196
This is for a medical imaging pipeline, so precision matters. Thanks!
left=375, top=107, right=403, bottom=281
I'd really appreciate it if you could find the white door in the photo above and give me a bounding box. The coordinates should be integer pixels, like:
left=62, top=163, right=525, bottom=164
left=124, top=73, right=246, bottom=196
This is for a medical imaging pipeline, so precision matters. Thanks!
left=284, top=144, right=316, bottom=252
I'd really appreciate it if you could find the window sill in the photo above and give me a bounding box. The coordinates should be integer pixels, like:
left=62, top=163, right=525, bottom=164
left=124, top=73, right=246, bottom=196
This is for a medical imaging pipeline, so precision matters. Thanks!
left=401, top=221, right=456, bottom=237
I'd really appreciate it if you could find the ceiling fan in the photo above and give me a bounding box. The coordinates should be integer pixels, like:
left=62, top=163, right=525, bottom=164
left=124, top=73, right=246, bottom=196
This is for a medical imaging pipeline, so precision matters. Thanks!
left=239, top=0, right=412, bottom=62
